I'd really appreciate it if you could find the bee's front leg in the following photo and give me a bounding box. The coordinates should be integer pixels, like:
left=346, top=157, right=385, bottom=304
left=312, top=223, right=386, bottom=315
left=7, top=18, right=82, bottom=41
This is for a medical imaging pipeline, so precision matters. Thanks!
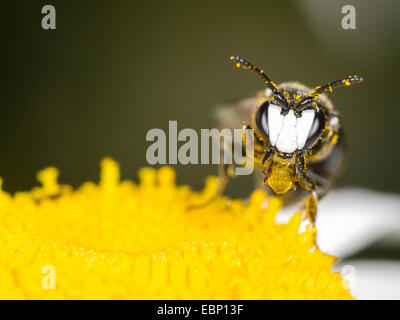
left=187, top=148, right=233, bottom=210
left=295, top=154, right=334, bottom=249
left=214, top=156, right=234, bottom=200
left=305, top=189, right=318, bottom=226
left=211, top=123, right=267, bottom=202
left=242, top=122, right=267, bottom=159
left=302, top=179, right=319, bottom=248
left=302, top=178, right=319, bottom=227
left=217, top=122, right=265, bottom=196
left=189, top=123, right=263, bottom=209
left=295, top=154, right=319, bottom=227
left=303, top=171, right=332, bottom=226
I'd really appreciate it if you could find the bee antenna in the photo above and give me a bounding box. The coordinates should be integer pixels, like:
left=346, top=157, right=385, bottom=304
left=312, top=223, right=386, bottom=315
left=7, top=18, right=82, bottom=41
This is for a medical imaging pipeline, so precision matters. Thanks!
left=296, top=75, right=364, bottom=111
left=230, top=56, right=279, bottom=93
left=230, top=56, right=288, bottom=108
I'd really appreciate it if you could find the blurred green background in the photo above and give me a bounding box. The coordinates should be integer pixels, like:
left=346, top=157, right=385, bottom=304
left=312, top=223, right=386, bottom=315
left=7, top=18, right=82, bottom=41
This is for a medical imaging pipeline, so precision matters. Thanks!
left=2, top=0, right=400, bottom=197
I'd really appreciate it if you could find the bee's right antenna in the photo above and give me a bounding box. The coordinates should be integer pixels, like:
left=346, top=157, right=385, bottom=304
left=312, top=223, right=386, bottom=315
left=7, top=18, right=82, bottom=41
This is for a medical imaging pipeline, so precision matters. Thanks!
left=295, top=75, right=364, bottom=111
left=230, top=56, right=288, bottom=109
left=311, top=75, right=364, bottom=98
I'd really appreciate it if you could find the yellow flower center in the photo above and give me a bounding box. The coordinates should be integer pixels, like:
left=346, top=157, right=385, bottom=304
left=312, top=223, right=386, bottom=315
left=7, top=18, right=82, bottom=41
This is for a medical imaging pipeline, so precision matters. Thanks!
left=0, top=158, right=353, bottom=299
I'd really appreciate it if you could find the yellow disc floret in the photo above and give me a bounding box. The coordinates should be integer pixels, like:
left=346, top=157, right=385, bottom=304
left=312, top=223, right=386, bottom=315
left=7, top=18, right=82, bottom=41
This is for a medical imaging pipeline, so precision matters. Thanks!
left=0, top=158, right=352, bottom=299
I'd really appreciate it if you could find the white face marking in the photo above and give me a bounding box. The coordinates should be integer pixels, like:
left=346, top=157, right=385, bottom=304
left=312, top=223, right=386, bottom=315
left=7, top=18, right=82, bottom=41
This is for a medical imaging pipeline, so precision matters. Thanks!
left=296, top=109, right=315, bottom=150
left=268, top=105, right=315, bottom=153
left=275, top=110, right=298, bottom=153
left=267, top=104, right=284, bottom=145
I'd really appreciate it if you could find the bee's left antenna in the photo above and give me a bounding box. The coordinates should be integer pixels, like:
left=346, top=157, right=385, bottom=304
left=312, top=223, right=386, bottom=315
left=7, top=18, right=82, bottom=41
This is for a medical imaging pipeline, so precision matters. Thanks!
left=230, top=56, right=288, bottom=109
left=230, top=56, right=278, bottom=93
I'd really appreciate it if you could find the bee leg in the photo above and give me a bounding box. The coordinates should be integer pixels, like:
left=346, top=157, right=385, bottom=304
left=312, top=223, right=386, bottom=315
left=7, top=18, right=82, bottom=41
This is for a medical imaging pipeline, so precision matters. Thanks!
left=298, top=167, right=332, bottom=218
left=303, top=173, right=333, bottom=250
left=300, top=175, right=332, bottom=249
left=187, top=138, right=235, bottom=210
left=216, top=121, right=264, bottom=197
left=304, top=184, right=319, bottom=248
left=189, top=122, right=264, bottom=210
left=295, top=155, right=321, bottom=247
left=295, top=171, right=318, bottom=226
left=211, top=128, right=243, bottom=201
left=305, top=189, right=318, bottom=226
left=307, top=170, right=332, bottom=196
left=242, top=122, right=266, bottom=157
left=215, top=162, right=234, bottom=198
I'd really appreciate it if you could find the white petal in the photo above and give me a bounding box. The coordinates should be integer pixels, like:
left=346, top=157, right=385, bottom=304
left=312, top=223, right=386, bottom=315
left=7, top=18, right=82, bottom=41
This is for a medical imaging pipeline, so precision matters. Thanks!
left=277, top=188, right=400, bottom=258
left=335, top=260, right=400, bottom=300
left=273, top=188, right=400, bottom=300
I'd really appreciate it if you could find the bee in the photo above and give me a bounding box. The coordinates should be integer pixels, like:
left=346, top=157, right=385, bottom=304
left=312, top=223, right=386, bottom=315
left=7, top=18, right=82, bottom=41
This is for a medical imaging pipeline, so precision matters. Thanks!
left=213, top=56, right=363, bottom=233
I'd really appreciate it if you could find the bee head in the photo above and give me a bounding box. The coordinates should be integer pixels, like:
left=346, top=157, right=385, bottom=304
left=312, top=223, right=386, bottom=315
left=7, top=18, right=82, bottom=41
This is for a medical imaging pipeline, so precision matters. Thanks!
left=255, top=100, right=326, bottom=153
left=230, top=55, right=363, bottom=153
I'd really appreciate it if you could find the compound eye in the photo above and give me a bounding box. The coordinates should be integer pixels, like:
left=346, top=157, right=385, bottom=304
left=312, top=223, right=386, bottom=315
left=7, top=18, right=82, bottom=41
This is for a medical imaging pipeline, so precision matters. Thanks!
left=255, top=101, right=284, bottom=145
left=303, top=109, right=326, bottom=149
left=255, top=101, right=270, bottom=139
